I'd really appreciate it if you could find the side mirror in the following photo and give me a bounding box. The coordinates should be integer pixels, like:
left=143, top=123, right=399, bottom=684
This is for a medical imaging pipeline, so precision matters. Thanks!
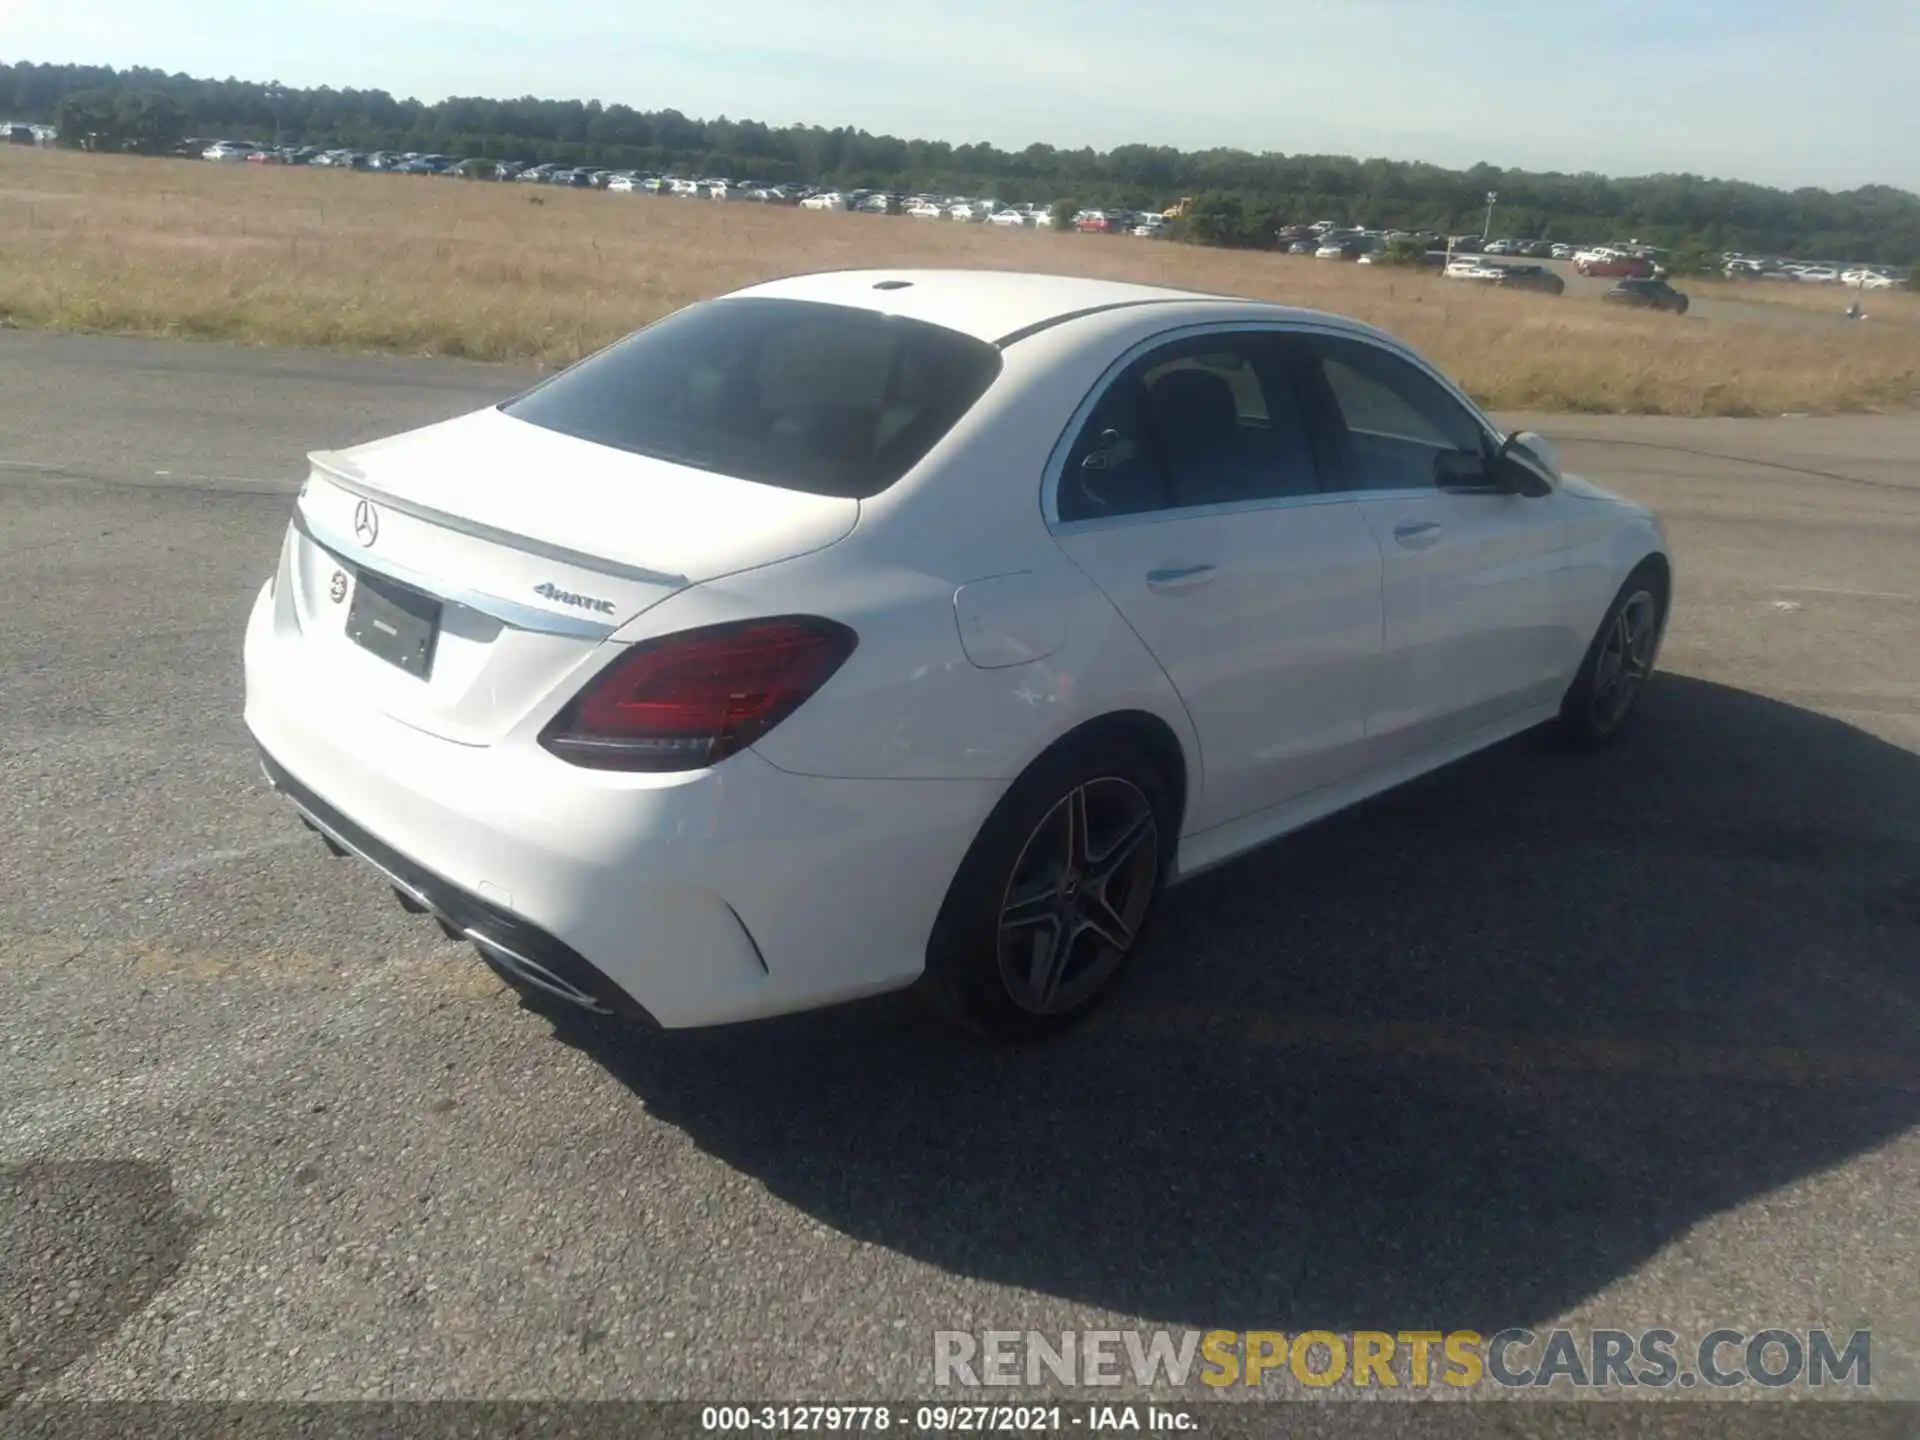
left=1491, top=432, right=1558, bottom=497
left=1507, top=430, right=1562, bottom=478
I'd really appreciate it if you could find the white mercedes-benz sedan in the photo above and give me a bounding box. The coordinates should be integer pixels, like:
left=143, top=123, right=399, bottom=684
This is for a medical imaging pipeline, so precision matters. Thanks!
left=243, top=269, right=1671, bottom=1038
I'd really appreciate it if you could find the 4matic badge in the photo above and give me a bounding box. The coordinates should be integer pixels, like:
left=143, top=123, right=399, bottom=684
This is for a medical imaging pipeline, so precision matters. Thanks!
left=534, top=581, right=616, bottom=615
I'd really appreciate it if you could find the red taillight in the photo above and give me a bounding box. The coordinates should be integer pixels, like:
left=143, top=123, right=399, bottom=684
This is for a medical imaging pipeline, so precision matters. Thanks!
left=540, top=616, right=858, bottom=772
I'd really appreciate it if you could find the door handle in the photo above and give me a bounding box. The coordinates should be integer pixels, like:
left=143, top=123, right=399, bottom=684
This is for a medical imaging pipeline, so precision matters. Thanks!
left=1146, top=563, right=1218, bottom=591
left=1392, top=520, right=1443, bottom=549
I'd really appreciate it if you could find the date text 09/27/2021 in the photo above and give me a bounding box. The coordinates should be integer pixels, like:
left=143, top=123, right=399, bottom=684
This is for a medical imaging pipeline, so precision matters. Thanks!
left=700, top=1404, right=1194, bottom=1433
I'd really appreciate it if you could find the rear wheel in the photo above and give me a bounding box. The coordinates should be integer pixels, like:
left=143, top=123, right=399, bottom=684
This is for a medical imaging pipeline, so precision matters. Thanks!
left=922, top=739, right=1173, bottom=1041
left=1559, top=567, right=1667, bottom=746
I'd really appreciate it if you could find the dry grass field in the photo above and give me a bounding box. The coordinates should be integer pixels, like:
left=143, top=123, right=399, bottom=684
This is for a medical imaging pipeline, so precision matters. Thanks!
left=1, top=147, right=1915, bottom=416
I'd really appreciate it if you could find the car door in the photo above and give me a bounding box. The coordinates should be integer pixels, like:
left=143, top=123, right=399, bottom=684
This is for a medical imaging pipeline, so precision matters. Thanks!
left=1294, top=332, right=1572, bottom=762
left=1048, top=329, right=1385, bottom=834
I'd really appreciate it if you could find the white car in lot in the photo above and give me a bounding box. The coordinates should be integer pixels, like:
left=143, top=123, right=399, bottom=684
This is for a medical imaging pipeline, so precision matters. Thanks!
left=244, top=270, right=1671, bottom=1038
left=1444, top=258, right=1504, bottom=280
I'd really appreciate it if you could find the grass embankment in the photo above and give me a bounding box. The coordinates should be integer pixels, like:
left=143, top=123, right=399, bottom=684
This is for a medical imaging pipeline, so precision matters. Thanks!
left=1, top=148, right=1915, bottom=416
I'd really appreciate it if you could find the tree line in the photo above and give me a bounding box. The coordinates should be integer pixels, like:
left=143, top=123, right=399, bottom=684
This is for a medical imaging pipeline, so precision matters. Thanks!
left=5, top=59, right=1917, bottom=264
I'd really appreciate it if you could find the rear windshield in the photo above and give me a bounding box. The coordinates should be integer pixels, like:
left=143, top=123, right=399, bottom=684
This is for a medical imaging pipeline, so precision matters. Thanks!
left=501, top=297, right=1004, bottom=498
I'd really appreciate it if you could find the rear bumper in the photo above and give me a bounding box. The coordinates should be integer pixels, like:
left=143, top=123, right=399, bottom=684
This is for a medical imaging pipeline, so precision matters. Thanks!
left=243, top=579, right=999, bottom=1027
left=257, top=747, right=660, bottom=1024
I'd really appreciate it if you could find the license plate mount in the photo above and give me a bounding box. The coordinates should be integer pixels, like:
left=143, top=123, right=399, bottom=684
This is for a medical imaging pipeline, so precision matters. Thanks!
left=345, top=567, right=442, bottom=679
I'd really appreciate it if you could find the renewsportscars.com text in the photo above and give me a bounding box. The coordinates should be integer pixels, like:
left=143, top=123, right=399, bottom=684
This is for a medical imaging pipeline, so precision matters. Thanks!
left=933, top=1328, right=1872, bottom=1391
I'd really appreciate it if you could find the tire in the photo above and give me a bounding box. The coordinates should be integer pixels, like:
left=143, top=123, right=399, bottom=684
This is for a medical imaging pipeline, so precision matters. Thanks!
left=1558, top=565, right=1668, bottom=747
left=921, top=737, right=1175, bottom=1042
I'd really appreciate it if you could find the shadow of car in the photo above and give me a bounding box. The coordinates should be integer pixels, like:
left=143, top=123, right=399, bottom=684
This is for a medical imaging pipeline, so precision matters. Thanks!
left=531, top=674, right=1920, bottom=1331
left=1, top=1161, right=200, bottom=1404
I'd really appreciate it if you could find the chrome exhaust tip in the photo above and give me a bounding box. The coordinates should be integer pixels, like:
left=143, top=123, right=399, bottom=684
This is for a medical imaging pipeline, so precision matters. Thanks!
left=470, top=934, right=614, bottom=1015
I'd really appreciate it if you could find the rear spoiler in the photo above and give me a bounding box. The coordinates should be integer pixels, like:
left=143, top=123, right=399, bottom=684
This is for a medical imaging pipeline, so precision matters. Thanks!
left=302, top=451, right=690, bottom=590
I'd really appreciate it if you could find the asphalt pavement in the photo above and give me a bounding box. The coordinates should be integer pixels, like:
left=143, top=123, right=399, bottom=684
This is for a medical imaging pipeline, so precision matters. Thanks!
left=2, top=331, right=1917, bottom=1408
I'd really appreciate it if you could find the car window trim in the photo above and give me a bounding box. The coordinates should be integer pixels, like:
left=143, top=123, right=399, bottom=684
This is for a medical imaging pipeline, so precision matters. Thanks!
left=1043, top=320, right=1503, bottom=530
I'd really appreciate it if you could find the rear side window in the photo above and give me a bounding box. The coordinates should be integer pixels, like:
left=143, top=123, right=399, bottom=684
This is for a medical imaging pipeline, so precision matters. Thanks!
left=502, top=297, right=1004, bottom=498
left=1056, top=332, right=1321, bottom=523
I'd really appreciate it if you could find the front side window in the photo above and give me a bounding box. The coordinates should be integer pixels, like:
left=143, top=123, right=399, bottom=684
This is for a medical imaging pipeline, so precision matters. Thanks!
left=1302, top=336, right=1488, bottom=491
left=1056, top=333, right=1320, bottom=523
left=502, top=298, right=1003, bottom=499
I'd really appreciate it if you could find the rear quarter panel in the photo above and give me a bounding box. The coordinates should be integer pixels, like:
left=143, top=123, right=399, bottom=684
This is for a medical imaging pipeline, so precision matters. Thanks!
left=630, top=530, right=1202, bottom=799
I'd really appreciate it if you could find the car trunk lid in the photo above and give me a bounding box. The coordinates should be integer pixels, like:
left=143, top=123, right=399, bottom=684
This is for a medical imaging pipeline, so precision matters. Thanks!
left=284, top=406, right=859, bottom=745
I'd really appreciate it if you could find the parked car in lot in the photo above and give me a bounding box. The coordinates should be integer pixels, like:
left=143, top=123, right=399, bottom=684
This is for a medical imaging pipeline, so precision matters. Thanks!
left=244, top=269, right=1671, bottom=1038
left=1603, top=277, right=1690, bottom=313
left=1315, top=234, right=1372, bottom=260
left=1444, top=258, right=1505, bottom=280
left=1490, top=264, right=1566, bottom=295
left=1577, top=251, right=1655, bottom=279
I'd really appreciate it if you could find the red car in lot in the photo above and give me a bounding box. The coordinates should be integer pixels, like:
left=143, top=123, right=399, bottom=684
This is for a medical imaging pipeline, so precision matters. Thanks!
left=1577, top=253, right=1655, bottom=279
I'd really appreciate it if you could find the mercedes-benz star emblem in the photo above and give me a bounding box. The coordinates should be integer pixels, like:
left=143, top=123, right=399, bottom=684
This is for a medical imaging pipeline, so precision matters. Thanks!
left=352, top=498, right=379, bottom=547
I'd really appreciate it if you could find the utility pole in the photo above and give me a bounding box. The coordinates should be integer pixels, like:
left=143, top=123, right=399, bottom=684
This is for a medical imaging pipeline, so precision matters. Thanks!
left=1484, top=190, right=1498, bottom=244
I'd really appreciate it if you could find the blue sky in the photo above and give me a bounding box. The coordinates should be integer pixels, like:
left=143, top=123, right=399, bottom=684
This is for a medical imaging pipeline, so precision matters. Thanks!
left=6, top=0, right=1916, bottom=192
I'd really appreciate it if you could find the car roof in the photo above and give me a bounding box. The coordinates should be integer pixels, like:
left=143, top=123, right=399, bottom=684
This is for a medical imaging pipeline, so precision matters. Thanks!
left=725, top=269, right=1250, bottom=346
